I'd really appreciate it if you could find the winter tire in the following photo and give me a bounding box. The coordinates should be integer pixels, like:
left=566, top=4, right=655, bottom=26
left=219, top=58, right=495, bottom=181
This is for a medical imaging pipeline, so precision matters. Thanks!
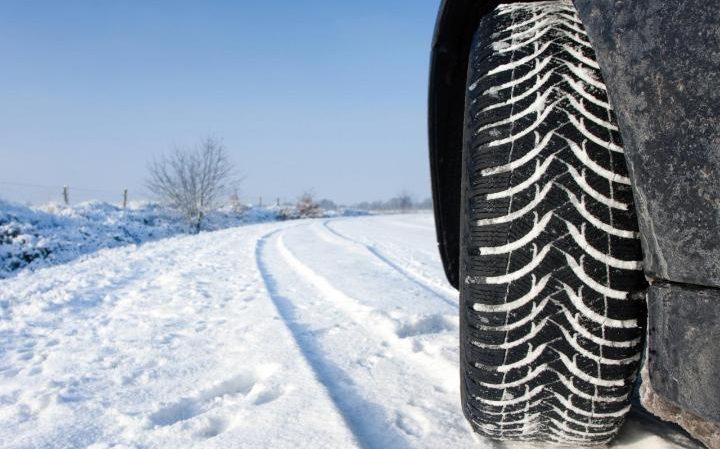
left=459, top=1, right=647, bottom=445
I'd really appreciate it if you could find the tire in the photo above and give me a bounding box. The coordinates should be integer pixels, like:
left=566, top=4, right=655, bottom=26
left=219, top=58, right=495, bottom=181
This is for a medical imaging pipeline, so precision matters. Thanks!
left=459, top=1, right=647, bottom=445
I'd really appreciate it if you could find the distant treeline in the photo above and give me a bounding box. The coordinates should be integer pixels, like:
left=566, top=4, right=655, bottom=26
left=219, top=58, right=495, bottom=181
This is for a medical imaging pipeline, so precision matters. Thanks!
left=318, top=193, right=433, bottom=212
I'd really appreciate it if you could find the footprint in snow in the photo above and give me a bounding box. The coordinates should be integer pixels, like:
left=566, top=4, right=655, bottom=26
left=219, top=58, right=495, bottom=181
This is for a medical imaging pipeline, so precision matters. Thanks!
left=148, top=363, right=283, bottom=430
left=395, top=409, right=430, bottom=438
left=193, top=416, right=229, bottom=439
left=252, top=384, right=286, bottom=406
left=148, top=373, right=256, bottom=427
left=395, top=314, right=456, bottom=339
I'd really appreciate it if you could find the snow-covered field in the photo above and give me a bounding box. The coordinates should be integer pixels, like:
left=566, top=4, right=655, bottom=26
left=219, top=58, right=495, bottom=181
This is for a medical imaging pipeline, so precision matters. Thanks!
left=0, top=215, right=702, bottom=449
left=0, top=200, right=276, bottom=280
left=0, top=200, right=364, bottom=280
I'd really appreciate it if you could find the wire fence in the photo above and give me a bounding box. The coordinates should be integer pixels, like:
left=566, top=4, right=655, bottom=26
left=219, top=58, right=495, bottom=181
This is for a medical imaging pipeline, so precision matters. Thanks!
left=0, top=181, right=292, bottom=209
left=0, top=181, right=125, bottom=206
left=0, top=181, right=430, bottom=212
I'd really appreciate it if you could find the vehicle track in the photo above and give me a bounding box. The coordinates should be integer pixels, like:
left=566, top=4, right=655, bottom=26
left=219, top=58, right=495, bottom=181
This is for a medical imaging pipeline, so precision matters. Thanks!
left=275, top=232, right=458, bottom=379
left=256, top=224, right=478, bottom=449
left=321, top=220, right=458, bottom=308
left=255, top=230, right=371, bottom=449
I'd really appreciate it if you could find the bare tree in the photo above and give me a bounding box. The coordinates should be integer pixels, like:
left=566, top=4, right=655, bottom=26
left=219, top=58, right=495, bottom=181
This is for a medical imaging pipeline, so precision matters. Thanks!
left=395, top=190, right=413, bottom=212
left=229, top=188, right=246, bottom=215
left=296, top=191, right=323, bottom=218
left=147, top=137, right=235, bottom=233
left=418, top=197, right=433, bottom=210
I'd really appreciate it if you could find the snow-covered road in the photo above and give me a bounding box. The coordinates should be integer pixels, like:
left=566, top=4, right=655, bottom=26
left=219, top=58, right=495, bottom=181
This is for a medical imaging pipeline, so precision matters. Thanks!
left=0, top=215, right=701, bottom=449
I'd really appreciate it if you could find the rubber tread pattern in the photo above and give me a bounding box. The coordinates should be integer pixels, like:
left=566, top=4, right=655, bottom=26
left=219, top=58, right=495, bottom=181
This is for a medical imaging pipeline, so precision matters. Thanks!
left=459, top=1, right=647, bottom=444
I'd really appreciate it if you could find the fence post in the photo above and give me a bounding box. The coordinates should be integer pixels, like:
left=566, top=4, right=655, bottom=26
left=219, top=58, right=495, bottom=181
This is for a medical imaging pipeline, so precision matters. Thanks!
left=123, top=189, right=128, bottom=209
left=62, top=185, right=69, bottom=206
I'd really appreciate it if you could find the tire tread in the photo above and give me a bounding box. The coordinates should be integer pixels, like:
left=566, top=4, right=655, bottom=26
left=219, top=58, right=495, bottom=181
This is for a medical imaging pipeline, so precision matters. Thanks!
left=459, top=1, right=647, bottom=444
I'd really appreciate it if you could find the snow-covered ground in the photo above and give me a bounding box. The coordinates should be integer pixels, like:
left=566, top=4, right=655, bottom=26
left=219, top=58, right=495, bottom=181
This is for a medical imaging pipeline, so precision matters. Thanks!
left=0, top=215, right=702, bottom=449
left=0, top=200, right=364, bottom=280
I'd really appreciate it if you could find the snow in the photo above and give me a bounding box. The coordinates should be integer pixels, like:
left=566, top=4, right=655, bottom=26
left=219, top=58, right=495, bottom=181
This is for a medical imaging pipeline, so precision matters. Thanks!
left=0, top=214, right=701, bottom=448
left=0, top=200, right=366, bottom=280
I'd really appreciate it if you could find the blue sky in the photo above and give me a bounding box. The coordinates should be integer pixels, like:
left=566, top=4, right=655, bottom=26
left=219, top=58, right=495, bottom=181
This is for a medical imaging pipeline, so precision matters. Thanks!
left=0, top=0, right=439, bottom=205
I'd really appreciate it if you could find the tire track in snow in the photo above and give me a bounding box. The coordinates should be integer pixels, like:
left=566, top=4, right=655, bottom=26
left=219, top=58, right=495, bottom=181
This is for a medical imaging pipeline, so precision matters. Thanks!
left=321, top=220, right=458, bottom=309
left=258, top=225, right=478, bottom=448
left=273, top=232, right=459, bottom=392
left=255, top=229, right=412, bottom=449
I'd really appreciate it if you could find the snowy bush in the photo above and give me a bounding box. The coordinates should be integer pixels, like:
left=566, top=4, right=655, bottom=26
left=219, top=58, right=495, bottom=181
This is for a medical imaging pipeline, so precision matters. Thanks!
left=295, top=192, right=324, bottom=219
left=0, top=201, right=178, bottom=279
left=0, top=200, right=368, bottom=279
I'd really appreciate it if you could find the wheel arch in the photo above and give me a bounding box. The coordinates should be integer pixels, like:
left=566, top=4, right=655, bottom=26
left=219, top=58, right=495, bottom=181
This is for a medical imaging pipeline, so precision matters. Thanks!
left=428, top=0, right=500, bottom=289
